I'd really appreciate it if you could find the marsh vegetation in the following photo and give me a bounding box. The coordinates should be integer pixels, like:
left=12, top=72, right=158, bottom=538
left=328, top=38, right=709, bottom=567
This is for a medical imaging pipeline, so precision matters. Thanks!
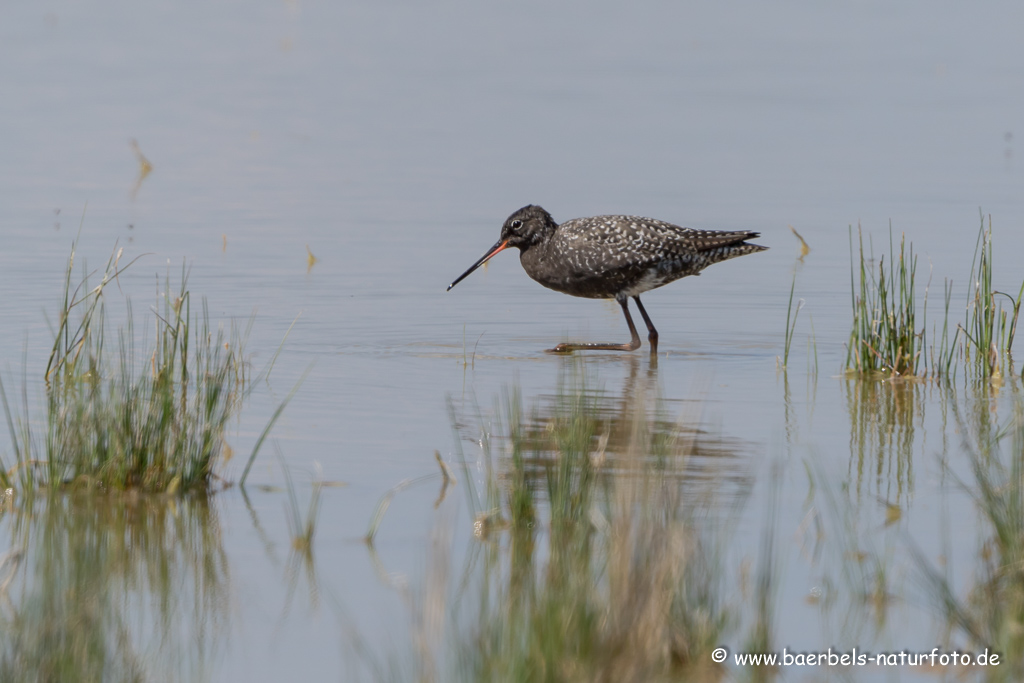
left=1, top=213, right=1023, bottom=682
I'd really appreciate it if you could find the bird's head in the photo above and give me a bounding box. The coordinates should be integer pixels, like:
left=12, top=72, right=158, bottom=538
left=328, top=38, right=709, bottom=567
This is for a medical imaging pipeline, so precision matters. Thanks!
left=447, top=204, right=557, bottom=291
left=497, top=205, right=557, bottom=249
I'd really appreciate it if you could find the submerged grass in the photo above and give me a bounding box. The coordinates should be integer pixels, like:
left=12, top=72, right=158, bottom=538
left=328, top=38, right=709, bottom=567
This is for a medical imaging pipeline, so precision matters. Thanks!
left=0, top=241, right=261, bottom=493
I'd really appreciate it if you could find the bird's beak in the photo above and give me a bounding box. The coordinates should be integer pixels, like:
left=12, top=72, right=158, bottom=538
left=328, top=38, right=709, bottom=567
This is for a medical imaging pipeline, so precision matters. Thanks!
left=447, top=239, right=510, bottom=291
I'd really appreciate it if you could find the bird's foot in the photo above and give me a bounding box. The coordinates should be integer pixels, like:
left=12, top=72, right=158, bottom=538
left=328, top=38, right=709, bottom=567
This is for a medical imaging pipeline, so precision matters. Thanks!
left=544, top=341, right=641, bottom=353
left=545, top=343, right=575, bottom=354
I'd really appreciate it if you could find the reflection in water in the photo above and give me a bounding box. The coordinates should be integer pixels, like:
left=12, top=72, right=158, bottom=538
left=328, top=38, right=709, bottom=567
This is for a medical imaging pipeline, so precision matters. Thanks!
left=374, top=363, right=1024, bottom=680
left=844, top=377, right=922, bottom=504
left=801, top=460, right=900, bottom=651
left=911, top=398, right=1024, bottom=679
left=387, top=358, right=767, bottom=681
left=129, top=138, right=152, bottom=202
left=812, top=377, right=1024, bottom=678
left=812, top=377, right=929, bottom=647
left=780, top=368, right=818, bottom=453
left=0, top=492, right=228, bottom=682
left=453, top=357, right=754, bottom=512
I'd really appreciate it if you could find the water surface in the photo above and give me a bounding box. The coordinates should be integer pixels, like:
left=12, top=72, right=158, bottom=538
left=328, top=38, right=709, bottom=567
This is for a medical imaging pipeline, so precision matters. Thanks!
left=2, top=1, right=1024, bottom=680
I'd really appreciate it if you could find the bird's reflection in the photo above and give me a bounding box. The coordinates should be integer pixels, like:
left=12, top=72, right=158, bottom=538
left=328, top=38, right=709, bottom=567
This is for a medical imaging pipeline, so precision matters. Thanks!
left=452, top=354, right=754, bottom=511
left=372, top=355, right=760, bottom=680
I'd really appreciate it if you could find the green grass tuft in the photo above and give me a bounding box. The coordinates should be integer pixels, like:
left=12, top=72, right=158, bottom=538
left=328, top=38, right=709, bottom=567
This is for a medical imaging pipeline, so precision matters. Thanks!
left=780, top=272, right=803, bottom=370
left=959, top=213, right=1023, bottom=380
left=845, top=214, right=1023, bottom=381
left=846, top=226, right=922, bottom=377
left=0, top=242, right=257, bottom=493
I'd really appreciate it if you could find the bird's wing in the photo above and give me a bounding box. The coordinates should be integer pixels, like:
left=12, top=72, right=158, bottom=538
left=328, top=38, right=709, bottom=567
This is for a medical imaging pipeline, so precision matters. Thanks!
left=663, top=228, right=762, bottom=253
left=555, top=216, right=683, bottom=272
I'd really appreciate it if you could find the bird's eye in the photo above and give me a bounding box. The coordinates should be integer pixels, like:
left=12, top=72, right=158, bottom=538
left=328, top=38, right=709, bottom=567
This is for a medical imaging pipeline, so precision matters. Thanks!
left=511, top=219, right=523, bottom=229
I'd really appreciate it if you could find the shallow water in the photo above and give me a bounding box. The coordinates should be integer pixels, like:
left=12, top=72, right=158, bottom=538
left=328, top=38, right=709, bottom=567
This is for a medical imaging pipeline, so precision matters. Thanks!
left=2, top=1, right=1024, bottom=681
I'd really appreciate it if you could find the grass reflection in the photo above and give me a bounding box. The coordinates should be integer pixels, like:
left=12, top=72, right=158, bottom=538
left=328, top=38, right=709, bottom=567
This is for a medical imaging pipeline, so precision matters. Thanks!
left=915, top=401, right=1024, bottom=680
left=423, top=360, right=765, bottom=682
left=0, top=491, right=228, bottom=682
left=844, top=377, right=921, bottom=504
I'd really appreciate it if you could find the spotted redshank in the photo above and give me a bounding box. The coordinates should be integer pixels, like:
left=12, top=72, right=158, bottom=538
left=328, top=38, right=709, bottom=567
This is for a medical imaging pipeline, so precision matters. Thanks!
left=447, top=205, right=767, bottom=355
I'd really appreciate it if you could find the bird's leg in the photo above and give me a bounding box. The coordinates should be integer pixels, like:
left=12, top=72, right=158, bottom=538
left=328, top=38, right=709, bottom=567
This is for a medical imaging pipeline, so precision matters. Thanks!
left=547, top=298, right=642, bottom=353
left=632, top=296, right=659, bottom=356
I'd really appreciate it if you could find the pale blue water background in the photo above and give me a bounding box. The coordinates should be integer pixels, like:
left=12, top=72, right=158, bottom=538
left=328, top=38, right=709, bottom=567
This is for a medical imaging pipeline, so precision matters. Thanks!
left=2, top=1, right=1024, bottom=680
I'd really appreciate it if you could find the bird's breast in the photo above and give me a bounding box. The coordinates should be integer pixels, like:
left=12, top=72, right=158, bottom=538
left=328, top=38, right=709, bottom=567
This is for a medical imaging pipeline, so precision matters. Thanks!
left=518, top=244, right=664, bottom=299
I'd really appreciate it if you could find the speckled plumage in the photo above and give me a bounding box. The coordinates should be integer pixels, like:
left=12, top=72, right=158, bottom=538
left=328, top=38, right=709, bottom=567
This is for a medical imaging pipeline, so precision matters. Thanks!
left=447, top=204, right=767, bottom=355
left=510, top=206, right=766, bottom=300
